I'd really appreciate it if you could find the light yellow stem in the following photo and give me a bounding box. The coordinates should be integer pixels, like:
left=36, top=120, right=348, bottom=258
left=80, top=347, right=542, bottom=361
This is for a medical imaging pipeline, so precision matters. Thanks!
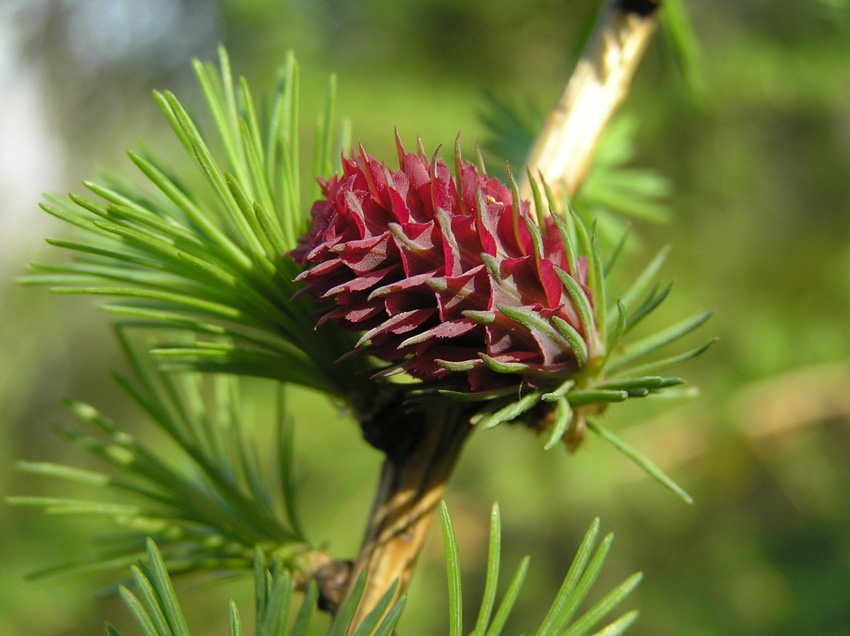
left=521, top=1, right=659, bottom=203
left=339, top=407, right=472, bottom=634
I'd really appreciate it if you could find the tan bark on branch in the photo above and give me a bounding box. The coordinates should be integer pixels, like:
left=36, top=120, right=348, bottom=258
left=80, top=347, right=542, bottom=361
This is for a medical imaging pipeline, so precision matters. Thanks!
left=521, top=1, right=659, bottom=204
left=340, top=408, right=472, bottom=634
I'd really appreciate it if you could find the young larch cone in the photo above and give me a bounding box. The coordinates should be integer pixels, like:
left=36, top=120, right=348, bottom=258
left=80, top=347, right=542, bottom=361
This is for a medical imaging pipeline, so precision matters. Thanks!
left=289, top=133, right=598, bottom=392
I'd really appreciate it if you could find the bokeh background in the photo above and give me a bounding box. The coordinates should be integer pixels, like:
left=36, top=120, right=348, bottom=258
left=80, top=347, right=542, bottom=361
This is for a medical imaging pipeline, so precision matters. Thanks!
left=2, top=1, right=850, bottom=635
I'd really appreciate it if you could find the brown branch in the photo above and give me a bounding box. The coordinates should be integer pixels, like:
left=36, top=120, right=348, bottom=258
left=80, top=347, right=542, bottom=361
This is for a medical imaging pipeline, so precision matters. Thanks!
left=291, top=550, right=353, bottom=613
left=520, top=0, right=660, bottom=203
left=337, top=404, right=473, bottom=634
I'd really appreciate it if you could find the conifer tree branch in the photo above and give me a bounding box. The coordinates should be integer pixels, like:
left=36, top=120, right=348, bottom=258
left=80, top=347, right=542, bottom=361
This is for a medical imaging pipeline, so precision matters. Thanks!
left=336, top=5, right=682, bottom=632
left=17, top=8, right=709, bottom=630
left=521, top=0, right=660, bottom=202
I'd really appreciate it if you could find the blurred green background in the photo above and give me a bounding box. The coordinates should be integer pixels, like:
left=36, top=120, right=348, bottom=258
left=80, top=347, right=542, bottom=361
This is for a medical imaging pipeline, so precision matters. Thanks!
left=2, top=1, right=850, bottom=635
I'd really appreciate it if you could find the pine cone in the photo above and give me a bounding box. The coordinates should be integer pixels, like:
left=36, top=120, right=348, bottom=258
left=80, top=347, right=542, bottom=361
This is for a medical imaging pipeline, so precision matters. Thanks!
left=290, top=134, right=597, bottom=392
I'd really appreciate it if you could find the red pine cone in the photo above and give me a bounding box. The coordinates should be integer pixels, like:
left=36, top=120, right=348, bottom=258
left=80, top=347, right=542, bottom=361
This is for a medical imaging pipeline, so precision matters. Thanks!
left=289, top=134, right=594, bottom=392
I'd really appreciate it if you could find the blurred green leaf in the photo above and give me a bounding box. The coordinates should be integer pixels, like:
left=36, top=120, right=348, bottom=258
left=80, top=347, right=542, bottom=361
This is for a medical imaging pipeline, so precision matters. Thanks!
left=586, top=421, right=693, bottom=505
left=10, top=330, right=314, bottom=587
left=24, top=46, right=378, bottom=413
left=439, top=506, right=639, bottom=636
left=107, top=540, right=405, bottom=636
